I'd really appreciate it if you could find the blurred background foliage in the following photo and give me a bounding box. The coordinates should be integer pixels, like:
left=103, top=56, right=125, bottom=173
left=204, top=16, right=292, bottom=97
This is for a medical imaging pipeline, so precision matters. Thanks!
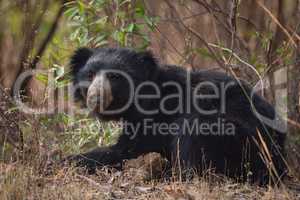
left=0, top=0, right=161, bottom=159
left=0, top=0, right=299, bottom=178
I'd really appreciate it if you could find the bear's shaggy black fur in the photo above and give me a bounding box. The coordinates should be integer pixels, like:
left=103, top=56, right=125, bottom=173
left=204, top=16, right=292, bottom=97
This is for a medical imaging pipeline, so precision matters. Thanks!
left=69, top=47, right=287, bottom=185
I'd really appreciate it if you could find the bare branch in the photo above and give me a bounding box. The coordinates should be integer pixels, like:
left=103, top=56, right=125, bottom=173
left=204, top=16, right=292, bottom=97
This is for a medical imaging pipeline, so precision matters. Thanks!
left=192, top=0, right=250, bottom=55
left=255, top=0, right=298, bottom=47
left=163, top=0, right=226, bottom=70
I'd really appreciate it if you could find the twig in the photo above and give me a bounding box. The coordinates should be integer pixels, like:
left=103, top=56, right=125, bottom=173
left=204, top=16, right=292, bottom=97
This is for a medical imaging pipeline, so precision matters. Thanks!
left=159, top=11, right=208, bottom=23
left=208, top=43, right=262, bottom=78
left=193, top=0, right=250, bottom=55
left=153, top=25, right=187, bottom=63
left=227, top=0, right=239, bottom=64
left=144, top=2, right=195, bottom=66
left=255, top=0, right=298, bottom=47
left=163, top=0, right=226, bottom=70
left=76, top=174, right=112, bottom=190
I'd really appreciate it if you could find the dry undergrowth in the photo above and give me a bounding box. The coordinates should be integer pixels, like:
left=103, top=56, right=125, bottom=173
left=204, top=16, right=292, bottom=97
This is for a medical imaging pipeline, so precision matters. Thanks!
left=0, top=153, right=299, bottom=200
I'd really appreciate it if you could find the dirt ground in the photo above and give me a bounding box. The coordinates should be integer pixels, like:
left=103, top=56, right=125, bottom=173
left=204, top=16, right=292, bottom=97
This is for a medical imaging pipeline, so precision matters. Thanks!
left=1, top=153, right=300, bottom=200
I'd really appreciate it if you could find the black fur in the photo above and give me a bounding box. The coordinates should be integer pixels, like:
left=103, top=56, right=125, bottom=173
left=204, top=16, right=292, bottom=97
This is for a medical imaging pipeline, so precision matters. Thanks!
left=70, top=47, right=94, bottom=75
left=70, top=47, right=94, bottom=101
left=68, top=47, right=287, bottom=185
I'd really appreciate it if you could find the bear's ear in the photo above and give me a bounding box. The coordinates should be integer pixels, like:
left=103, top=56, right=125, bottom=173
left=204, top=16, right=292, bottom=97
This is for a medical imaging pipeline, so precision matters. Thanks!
left=137, top=50, right=159, bottom=80
left=70, top=47, right=94, bottom=76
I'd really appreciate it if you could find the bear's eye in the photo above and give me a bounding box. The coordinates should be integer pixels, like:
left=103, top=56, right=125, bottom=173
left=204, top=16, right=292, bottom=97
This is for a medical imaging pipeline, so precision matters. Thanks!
left=87, top=71, right=95, bottom=80
left=107, top=73, right=120, bottom=80
left=79, top=88, right=88, bottom=99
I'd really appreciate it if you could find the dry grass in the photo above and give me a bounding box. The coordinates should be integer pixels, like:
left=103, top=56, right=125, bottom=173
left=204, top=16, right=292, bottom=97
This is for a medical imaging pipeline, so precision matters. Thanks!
left=0, top=154, right=299, bottom=200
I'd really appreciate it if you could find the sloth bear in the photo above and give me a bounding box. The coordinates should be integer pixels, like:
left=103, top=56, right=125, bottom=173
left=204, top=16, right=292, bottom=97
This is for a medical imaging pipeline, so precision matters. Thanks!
left=68, top=47, right=287, bottom=185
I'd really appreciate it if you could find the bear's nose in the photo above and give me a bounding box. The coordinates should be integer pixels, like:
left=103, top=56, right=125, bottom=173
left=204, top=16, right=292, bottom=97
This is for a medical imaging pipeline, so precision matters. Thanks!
left=86, top=73, right=113, bottom=113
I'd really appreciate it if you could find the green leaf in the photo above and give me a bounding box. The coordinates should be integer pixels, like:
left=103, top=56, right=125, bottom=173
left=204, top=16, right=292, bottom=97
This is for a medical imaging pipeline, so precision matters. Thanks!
left=57, top=79, right=71, bottom=88
left=138, top=35, right=150, bottom=49
left=119, top=0, right=131, bottom=6
left=94, top=34, right=108, bottom=47
left=77, top=1, right=86, bottom=15
left=70, top=28, right=80, bottom=41
left=125, top=23, right=135, bottom=33
left=135, top=6, right=145, bottom=17
left=53, top=64, right=64, bottom=80
left=113, top=30, right=126, bottom=46
left=35, top=73, right=48, bottom=85
left=92, top=0, right=108, bottom=7
left=64, top=7, right=78, bottom=19
left=91, top=16, right=108, bottom=26
left=117, top=11, right=126, bottom=19
left=144, top=16, right=158, bottom=31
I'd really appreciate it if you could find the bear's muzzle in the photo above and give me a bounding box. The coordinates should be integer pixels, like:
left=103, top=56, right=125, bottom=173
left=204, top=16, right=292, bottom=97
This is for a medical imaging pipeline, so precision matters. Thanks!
left=86, top=72, right=113, bottom=113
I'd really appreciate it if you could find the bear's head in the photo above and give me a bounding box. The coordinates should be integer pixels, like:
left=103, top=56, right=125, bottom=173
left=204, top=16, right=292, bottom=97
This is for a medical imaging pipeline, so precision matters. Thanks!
left=70, top=47, right=158, bottom=120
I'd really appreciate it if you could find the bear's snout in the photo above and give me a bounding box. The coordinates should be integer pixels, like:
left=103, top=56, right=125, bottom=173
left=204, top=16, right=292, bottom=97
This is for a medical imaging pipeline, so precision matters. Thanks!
left=86, top=73, right=113, bottom=113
